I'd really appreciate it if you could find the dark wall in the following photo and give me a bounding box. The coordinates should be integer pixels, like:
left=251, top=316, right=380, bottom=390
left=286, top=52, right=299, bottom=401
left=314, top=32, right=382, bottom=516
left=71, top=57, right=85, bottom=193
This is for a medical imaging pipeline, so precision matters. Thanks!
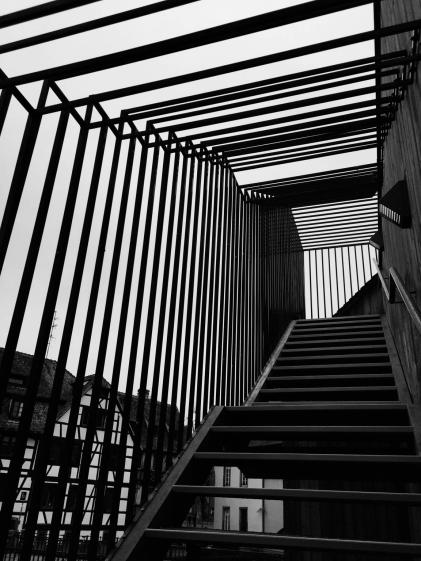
left=381, top=0, right=421, bottom=403
left=334, top=276, right=384, bottom=318
left=260, top=205, right=305, bottom=360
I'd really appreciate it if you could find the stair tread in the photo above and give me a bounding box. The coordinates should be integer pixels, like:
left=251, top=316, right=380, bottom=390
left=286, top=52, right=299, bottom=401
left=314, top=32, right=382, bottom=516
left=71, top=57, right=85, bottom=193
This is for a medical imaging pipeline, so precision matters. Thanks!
left=292, top=326, right=383, bottom=333
left=278, top=352, right=389, bottom=360
left=267, top=374, right=394, bottom=382
left=143, top=528, right=421, bottom=554
left=172, top=485, right=421, bottom=503
left=294, top=323, right=382, bottom=331
left=289, top=331, right=384, bottom=339
left=260, top=386, right=397, bottom=393
left=282, top=345, right=387, bottom=353
left=211, top=425, right=412, bottom=433
left=296, top=315, right=381, bottom=322
left=228, top=403, right=408, bottom=412
left=286, top=338, right=386, bottom=346
left=194, top=451, right=421, bottom=462
left=272, top=363, right=392, bottom=370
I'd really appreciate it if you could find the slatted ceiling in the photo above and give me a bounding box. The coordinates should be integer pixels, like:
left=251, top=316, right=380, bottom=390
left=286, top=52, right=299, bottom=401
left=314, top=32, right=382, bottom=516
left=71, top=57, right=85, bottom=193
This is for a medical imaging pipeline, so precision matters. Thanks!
left=293, top=197, right=377, bottom=249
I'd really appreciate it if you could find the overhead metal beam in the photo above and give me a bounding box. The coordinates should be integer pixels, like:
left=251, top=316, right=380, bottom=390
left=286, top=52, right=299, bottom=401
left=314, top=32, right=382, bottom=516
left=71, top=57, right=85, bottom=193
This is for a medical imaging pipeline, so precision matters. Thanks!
left=1, top=1, right=402, bottom=88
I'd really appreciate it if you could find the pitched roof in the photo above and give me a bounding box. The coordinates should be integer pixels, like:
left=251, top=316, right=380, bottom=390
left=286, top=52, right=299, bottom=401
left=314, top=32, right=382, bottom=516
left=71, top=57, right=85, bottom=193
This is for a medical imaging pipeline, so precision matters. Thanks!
left=0, top=348, right=181, bottom=447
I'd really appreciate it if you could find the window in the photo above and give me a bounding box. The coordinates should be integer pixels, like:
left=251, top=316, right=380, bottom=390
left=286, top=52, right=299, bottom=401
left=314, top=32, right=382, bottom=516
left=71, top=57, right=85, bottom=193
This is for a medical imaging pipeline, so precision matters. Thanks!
left=47, top=437, right=82, bottom=467
left=40, top=483, right=57, bottom=510
left=20, top=491, right=27, bottom=501
left=239, top=507, right=248, bottom=532
left=80, top=406, right=107, bottom=428
left=240, top=472, right=248, bottom=487
left=0, top=435, right=16, bottom=458
left=66, top=484, right=79, bottom=512
left=223, top=466, right=231, bottom=487
left=9, top=376, right=25, bottom=387
left=106, top=443, right=120, bottom=470
left=222, top=506, right=230, bottom=531
left=8, top=399, right=24, bottom=420
left=103, top=487, right=115, bottom=514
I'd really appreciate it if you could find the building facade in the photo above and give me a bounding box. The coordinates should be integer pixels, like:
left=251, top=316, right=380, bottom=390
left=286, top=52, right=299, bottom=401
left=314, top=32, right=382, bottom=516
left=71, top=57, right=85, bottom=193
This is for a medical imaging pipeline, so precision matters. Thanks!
left=213, top=466, right=284, bottom=534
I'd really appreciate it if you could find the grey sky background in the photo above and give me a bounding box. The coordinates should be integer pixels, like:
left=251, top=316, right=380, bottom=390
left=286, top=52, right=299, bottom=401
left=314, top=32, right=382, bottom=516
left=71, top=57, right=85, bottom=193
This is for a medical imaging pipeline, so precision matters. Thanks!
left=0, top=1, right=376, bottom=396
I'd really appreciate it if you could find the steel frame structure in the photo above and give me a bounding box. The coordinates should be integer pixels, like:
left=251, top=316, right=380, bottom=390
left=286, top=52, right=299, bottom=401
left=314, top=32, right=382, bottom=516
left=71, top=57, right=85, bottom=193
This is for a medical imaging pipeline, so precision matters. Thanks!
left=0, top=0, right=420, bottom=559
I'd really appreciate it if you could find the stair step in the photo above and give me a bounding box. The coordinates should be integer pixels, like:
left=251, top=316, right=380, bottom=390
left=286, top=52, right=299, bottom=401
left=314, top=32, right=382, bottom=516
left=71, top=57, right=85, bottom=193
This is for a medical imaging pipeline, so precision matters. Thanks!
left=143, top=528, right=421, bottom=555
left=265, top=374, right=395, bottom=388
left=293, top=325, right=383, bottom=334
left=193, top=452, right=421, bottom=479
left=220, top=403, right=410, bottom=427
left=257, top=386, right=398, bottom=402
left=285, top=337, right=386, bottom=347
left=281, top=345, right=387, bottom=355
left=296, top=314, right=381, bottom=323
left=226, top=403, right=408, bottom=412
left=172, top=485, right=421, bottom=504
left=259, top=386, right=397, bottom=393
left=277, top=353, right=390, bottom=365
left=294, top=321, right=382, bottom=331
left=272, top=363, right=392, bottom=373
left=289, top=331, right=384, bottom=341
left=210, top=425, right=412, bottom=436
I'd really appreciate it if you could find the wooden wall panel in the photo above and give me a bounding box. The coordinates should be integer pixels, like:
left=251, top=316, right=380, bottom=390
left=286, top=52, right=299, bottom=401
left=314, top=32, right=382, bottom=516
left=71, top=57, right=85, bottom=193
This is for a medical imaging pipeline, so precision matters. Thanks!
left=381, top=0, right=421, bottom=403
left=334, top=277, right=384, bottom=318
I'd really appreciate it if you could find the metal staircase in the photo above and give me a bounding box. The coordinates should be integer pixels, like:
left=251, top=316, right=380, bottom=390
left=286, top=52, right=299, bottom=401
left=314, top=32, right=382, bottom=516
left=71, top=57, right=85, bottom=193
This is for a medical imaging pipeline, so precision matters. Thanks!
left=107, top=315, right=421, bottom=561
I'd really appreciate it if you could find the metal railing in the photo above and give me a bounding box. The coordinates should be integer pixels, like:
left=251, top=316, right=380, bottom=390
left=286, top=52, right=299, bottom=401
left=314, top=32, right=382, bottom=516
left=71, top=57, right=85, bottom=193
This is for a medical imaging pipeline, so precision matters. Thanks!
left=373, top=260, right=421, bottom=335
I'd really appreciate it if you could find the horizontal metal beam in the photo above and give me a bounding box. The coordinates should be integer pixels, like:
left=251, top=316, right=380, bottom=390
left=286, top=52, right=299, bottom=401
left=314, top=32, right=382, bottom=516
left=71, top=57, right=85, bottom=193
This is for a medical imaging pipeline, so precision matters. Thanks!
left=0, top=0, right=376, bottom=87
left=0, top=0, right=102, bottom=28
left=0, top=1, right=200, bottom=54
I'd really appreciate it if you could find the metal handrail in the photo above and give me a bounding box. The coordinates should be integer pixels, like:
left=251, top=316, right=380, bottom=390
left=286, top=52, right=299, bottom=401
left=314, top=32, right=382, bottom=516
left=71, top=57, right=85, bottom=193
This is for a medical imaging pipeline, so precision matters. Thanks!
left=373, top=259, right=421, bottom=335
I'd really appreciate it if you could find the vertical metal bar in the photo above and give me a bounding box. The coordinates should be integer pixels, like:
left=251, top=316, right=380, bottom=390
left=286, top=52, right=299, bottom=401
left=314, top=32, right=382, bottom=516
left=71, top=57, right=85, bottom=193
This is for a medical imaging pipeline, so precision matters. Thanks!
left=321, top=248, right=326, bottom=318
left=328, top=247, right=334, bottom=316
left=22, top=119, right=109, bottom=561
left=0, top=82, right=48, bottom=274
left=229, top=186, right=239, bottom=404
left=175, top=149, right=197, bottom=451
left=135, top=131, right=174, bottom=502
left=164, top=145, right=194, bottom=467
left=195, top=156, right=213, bottom=422
left=0, top=88, right=12, bottom=136
left=314, top=249, right=320, bottom=319
left=237, top=197, right=246, bottom=403
left=197, top=157, right=216, bottom=407
left=308, top=251, right=313, bottom=319
left=190, top=151, right=211, bottom=428
left=207, top=161, right=225, bottom=408
left=183, top=151, right=205, bottom=442
left=218, top=168, right=233, bottom=405
left=0, top=104, right=93, bottom=560
left=0, top=110, right=69, bottom=408
left=87, top=128, right=155, bottom=556
left=334, top=247, right=340, bottom=310
left=346, top=245, right=353, bottom=294
left=151, top=139, right=183, bottom=483
left=362, top=244, right=369, bottom=282
left=341, top=246, right=347, bottom=302
left=46, top=130, right=135, bottom=560
left=353, top=244, right=360, bottom=289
